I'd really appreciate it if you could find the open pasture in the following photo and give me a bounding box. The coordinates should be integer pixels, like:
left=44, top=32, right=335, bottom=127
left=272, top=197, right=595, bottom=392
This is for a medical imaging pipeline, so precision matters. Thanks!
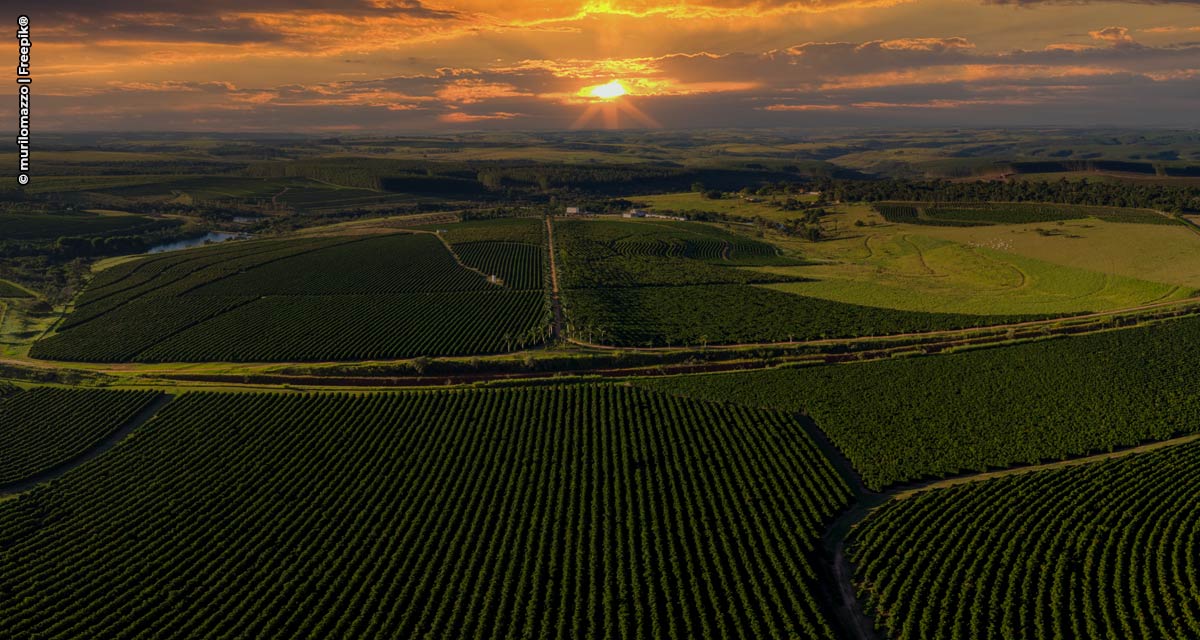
left=761, top=232, right=1190, bottom=316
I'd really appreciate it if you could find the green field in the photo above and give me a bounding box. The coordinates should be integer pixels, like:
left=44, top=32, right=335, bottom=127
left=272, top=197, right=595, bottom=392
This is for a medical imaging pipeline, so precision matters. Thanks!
left=556, top=218, right=1040, bottom=346
left=643, top=314, right=1200, bottom=489
left=0, top=209, right=182, bottom=243
left=0, top=386, right=850, bottom=639
left=761, top=233, right=1190, bottom=316
left=0, top=388, right=160, bottom=486
left=638, top=191, right=818, bottom=222
left=850, top=439, right=1200, bottom=639
left=33, top=228, right=549, bottom=362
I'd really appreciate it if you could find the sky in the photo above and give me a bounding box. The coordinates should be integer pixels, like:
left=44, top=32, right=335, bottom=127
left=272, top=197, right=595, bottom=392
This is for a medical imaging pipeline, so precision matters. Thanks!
left=14, top=0, right=1200, bottom=131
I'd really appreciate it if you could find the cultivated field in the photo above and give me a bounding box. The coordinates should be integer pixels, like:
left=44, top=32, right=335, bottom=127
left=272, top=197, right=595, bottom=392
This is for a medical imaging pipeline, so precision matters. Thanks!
left=556, top=218, right=1041, bottom=347
left=32, top=225, right=549, bottom=362
left=644, top=314, right=1200, bottom=489
left=850, top=439, right=1200, bottom=639
left=0, top=388, right=160, bottom=486
left=0, top=386, right=850, bottom=639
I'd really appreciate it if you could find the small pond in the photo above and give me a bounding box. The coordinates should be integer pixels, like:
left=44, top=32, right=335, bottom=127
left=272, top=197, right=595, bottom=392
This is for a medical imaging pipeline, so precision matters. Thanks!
left=146, top=231, right=248, bottom=254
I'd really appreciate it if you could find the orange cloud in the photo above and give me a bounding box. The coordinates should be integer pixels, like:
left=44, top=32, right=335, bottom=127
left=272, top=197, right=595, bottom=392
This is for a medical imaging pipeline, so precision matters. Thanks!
left=762, top=103, right=844, bottom=110
left=435, top=79, right=531, bottom=103
left=1089, top=26, right=1133, bottom=43
left=438, top=111, right=522, bottom=122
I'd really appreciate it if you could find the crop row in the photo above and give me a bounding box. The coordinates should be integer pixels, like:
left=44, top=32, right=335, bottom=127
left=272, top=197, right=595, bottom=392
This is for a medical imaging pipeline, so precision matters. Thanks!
left=641, top=314, right=1200, bottom=490
left=68, top=236, right=353, bottom=328
left=453, top=241, right=544, bottom=290
left=0, top=385, right=850, bottom=639
left=143, top=291, right=549, bottom=362
left=556, top=223, right=797, bottom=289
left=850, top=438, right=1200, bottom=640
left=0, top=388, right=160, bottom=485
left=192, top=234, right=492, bottom=296
left=564, top=284, right=1033, bottom=348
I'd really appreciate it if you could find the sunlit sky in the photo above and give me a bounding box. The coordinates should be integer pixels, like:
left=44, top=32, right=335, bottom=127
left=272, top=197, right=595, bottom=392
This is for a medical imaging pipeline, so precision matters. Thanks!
left=17, top=0, right=1200, bottom=131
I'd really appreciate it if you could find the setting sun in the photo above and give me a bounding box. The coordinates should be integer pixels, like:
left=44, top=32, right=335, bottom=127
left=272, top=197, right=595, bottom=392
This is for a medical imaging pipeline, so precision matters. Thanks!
left=585, top=80, right=628, bottom=100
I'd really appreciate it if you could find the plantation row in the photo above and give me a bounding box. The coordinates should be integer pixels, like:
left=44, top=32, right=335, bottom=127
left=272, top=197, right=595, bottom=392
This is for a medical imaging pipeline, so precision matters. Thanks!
left=40, top=230, right=551, bottom=362
left=67, top=236, right=354, bottom=328
left=0, top=386, right=851, bottom=639
left=432, top=218, right=546, bottom=245
left=611, top=237, right=791, bottom=265
left=850, top=438, right=1200, bottom=640
left=875, top=201, right=1174, bottom=227
left=453, top=241, right=544, bottom=290
left=37, top=291, right=547, bottom=362
left=192, top=234, right=496, bottom=296
left=555, top=221, right=799, bottom=289
left=565, top=284, right=1032, bottom=348
left=642, top=314, right=1200, bottom=490
left=0, top=210, right=182, bottom=243
left=0, top=388, right=160, bottom=486
left=33, top=296, right=256, bottom=361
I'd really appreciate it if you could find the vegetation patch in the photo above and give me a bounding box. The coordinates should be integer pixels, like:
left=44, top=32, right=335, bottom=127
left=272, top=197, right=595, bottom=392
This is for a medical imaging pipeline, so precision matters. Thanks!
left=874, top=201, right=1173, bottom=226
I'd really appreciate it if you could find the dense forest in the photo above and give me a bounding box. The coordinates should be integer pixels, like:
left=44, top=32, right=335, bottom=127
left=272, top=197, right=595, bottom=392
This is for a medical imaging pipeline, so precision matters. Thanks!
left=819, top=178, right=1200, bottom=213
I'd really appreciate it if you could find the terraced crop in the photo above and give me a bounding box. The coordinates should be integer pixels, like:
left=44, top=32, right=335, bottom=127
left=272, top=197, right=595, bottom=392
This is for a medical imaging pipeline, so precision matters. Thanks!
left=35, top=232, right=549, bottom=362
left=642, top=314, right=1200, bottom=490
left=0, top=388, right=160, bottom=486
left=0, top=385, right=851, bottom=639
left=850, top=438, right=1200, bottom=640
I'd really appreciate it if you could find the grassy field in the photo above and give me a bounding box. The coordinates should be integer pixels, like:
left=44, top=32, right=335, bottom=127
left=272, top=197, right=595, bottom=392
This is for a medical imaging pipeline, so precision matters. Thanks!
left=731, top=203, right=1200, bottom=315
left=759, top=232, right=1190, bottom=315
left=913, top=218, right=1200, bottom=289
